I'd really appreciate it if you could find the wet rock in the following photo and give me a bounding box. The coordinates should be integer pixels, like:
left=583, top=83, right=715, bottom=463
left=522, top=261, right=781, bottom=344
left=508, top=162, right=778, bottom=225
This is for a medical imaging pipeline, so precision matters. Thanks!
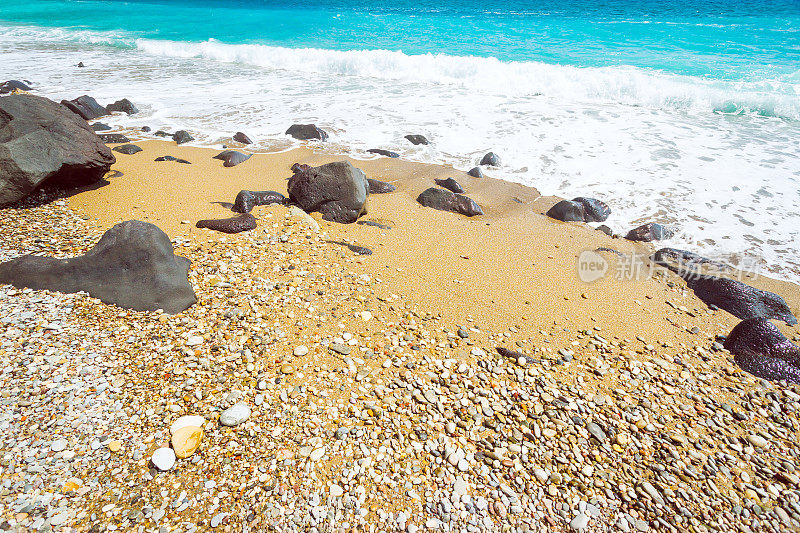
left=288, top=161, right=369, bottom=223
left=596, top=225, right=614, bottom=236
left=479, top=152, right=501, bottom=166
left=625, top=223, right=673, bottom=242
left=196, top=213, right=257, bottom=234
left=291, top=163, right=311, bottom=174
left=0, top=80, right=32, bottom=94
left=141, top=126, right=151, bottom=132
left=723, top=318, right=800, bottom=382
left=367, top=149, right=399, bottom=158
left=77, top=62, right=85, bottom=67
left=172, top=130, right=194, bottom=145
left=212, top=150, right=251, bottom=168
left=286, top=124, right=328, bottom=141
left=154, top=130, right=172, bottom=138
left=98, top=133, right=130, bottom=144
left=0, top=220, right=196, bottom=313
left=233, top=131, right=252, bottom=144
left=91, top=122, right=111, bottom=131
left=687, top=276, right=795, bottom=324
left=0, top=94, right=115, bottom=205
left=546, top=200, right=586, bottom=222
left=60, top=95, right=108, bottom=121
left=232, top=190, right=286, bottom=213
left=367, top=178, right=396, bottom=194
left=105, top=98, right=138, bottom=115
left=112, top=144, right=143, bottom=155
left=572, top=197, right=610, bottom=222
left=417, top=188, right=483, bottom=217
left=435, top=178, right=464, bottom=194
left=154, top=155, right=191, bottom=164
left=404, top=134, right=429, bottom=146
left=467, top=167, right=484, bottom=178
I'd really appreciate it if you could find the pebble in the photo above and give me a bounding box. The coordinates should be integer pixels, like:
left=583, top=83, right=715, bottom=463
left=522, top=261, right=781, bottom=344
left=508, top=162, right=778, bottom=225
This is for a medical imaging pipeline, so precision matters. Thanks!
left=293, top=345, right=309, bottom=356
left=171, top=425, right=203, bottom=458
left=747, top=434, right=768, bottom=449
left=220, top=402, right=251, bottom=426
left=330, top=484, right=344, bottom=497
left=151, top=448, right=176, bottom=471
left=50, top=439, right=67, bottom=452
left=170, top=415, right=205, bottom=435
left=571, top=513, right=590, bottom=531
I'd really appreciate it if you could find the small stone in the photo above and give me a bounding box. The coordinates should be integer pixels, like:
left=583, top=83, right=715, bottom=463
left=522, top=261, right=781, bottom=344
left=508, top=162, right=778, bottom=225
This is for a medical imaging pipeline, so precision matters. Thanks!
left=570, top=513, right=590, bottom=531
left=330, top=485, right=344, bottom=497
left=210, top=513, right=227, bottom=528
left=151, top=448, right=176, bottom=471
left=170, top=415, right=205, bottom=435
left=586, top=422, right=606, bottom=443
left=280, top=364, right=295, bottom=374
left=51, top=439, right=67, bottom=452
left=186, top=335, right=203, bottom=346
left=171, top=426, right=203, bottom=458
left=107, top=440, right=122, bottom=452
left=747, top=434, right=768, bottom=449
left=220, top=402, right=251, bottom=427
left=293, top=345, right=309, bottom=356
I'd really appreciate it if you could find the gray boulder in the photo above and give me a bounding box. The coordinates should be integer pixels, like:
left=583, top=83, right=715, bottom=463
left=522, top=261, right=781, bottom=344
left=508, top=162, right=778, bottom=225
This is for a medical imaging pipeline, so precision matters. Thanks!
left=286, top=124, right=328, bottom=141
left=0, top=220, right=196, bottom=314
left=467, top=167, right=484, bottom=178
left=212, top=150, right=251, bottom=168
left=105, top=98, right=138, bottom=115
left=173, top=130, right=194, bottom=145
left=0, top=95, right=115, bottom=205
left=404, top=134, right=429, bottom=146
left=288, top=161, right=368, bottom=223
left=479, top=152, right=501, bottom=166
left=61, top=95, right=107, bottom=120
left=417, top=187, right=483, bottom=217
left=625, top=222, right=672, bottom=242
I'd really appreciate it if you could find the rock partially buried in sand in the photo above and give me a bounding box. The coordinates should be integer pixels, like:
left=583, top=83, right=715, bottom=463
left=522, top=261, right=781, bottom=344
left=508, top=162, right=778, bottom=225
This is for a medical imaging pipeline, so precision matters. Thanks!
left=212, top=150, right=251, bottom=168
left=173, top=130, right=194, bottom=145
left=155, top=155, right=191, bottom=164
left=286, top=124, right=328, bottom=141
left=367, top=148, right=399, bottom=158
left=61, top=95, right=108, bottom=121
left=479, top=152, right=501, bottom=166
left=723, top=318, right=800, bottom=383
left=0, top=220, right=196, bottom=313
left=112, top=144, right=143, bottom=155
left=467, top=167, right=484, bottom=178
left=0, top=80, right=32, bottom=94
left=171, top=426, right=203, bottom=459
left=435, top=177, right=464, bottom=194
left=232, top=190, right=286, bottom=213
left=288, top=161, right=369, bottom=223
left=0, top=94, right=116, bottom=205
left=367, top=178, right=396, bottom=194
left=547, top=197, right=610, bottom=223
left=98, top=133, right=131, bottom=144
left=404, top=134, right=429, bottom=146
left=417, top=187, right=483, bottom=217
left=625, top=222, right=672, bottom=242
left=652, top=248, right=731, bottom=278
left=196, top=213, right=257, bottom=234
left=105, top=98, right=138, bottom=115
left=686, top=275, right=796, bottom=325
left=233, top=131, right=252, bottom=144
left=151, top=448, right=176, bottom=471
left=220, top=402, right=251, bottom=427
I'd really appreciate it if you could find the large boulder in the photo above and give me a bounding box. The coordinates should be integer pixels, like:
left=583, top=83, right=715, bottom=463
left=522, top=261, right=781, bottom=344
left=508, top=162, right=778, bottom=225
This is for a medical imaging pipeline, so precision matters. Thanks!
left=723, top=318, right=800, bottom=383
left=173, top=130, right=194, bottom=145
left=61, top=95, right=107, bottom=120
left=105, top=98, right=138, bottom=115
left=572, top=197, right=610, bottom=222
left=286, top=124, right=328, bottom=141
left=417, top=187, right=483, bottom=217
left=547, top=197, right=610, bottom=223
left=479, top=152, right=501, bottom=166
left=0, top=95, right=116, bottom=205
left=686, top=275, right=796, bottom=325
left=0, top=80, right=32, bottom=95
left=0, top=220, right=196, bottom=314
left=288, top=161, right=368, bottom=223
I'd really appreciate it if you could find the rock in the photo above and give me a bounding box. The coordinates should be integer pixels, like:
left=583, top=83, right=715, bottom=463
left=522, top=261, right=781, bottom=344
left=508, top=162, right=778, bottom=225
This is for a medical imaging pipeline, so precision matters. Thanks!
left=212, top=150, right=251, bottom=168
left=435, top=177, right=464, bottom=194
left=77, top=62, right=85, bottom=67
left=210, top=513, right=228, bottom=528
left=496, top=346, right=529, bottom=365
left=172, top=130, right=193, bottom=145
left=154, top=155, right=191, bottom=164
left=91, top=122, right=111, bottom=131
left=747, top=434, right=769, bottom=449
left=570, top=513, right=590, bottom=531
left=366, top=148, right=399, bottom=158
left=467, top=167, right=484, bottom=178
left=171, top=426, right=203, bottom=458
left=625, top=223, right=672, bottom=242
left=546, top=200, right=586, bottom=222
left=686, top=276, right=795, bottom=324
left=285, top=124, right=328, bottom=141
left=60, top=95, right=108, bottom=120
left=640, top=481, right=665, bottom=505
left=586, top=422, right=607, bottom=443
left=330, top=485, right=344, bottom=497
left=196, top=213, right=257, bottom=234
left=723, top=318, right=800, bottom=383
left=220, top=402, right=251, bottom=426
left=416, top=187, right=483, bottom=217
left=105, top=98, right=138, bottom=115
left=98, top=133, right=130, bottom=144
left=154, top=130, right=172, bottom=137
left=0, top=220, right=196, bottom=313
left=170, top=415, right=205, bottom=435
left=0, top=95, right=115, bottom=204
left=0, top=80, right=32, bottom=94
left=233, top=132, right=252, bottom=144
left=141, top=126, right=151, bottom=132
left=51, top=439, right=67, bottom=452
left=294, top=345, right=309, bottom=356
left=367, top=178, right=396, bottom=194
left=596, top=225, right=614, bottom=236
left=479, top=152, right=501, bottom=166
left=151, top=448, right=176, bottom=471
left=291, top=162, right=311, bottom=174
left=112, top=144, right=143, bottom=155
left=572, top=197, right=610, bottom=222
left=288, top=161, right=369, bottom=223
left=232, top=190, right=285, bottom=213
left=404, top=134, right=429, bottom=146
left=652, top=248, right=731, bottom=279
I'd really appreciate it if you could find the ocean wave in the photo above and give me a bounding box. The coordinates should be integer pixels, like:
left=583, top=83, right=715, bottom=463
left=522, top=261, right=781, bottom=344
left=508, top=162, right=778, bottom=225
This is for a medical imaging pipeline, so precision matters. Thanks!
left=135, top=38, right=800, bottom=120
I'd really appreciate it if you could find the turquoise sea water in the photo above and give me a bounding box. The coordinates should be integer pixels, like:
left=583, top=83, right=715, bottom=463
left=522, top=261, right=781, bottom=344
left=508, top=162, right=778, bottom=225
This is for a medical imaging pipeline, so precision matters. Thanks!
left=0, top=0, right=799, bottom=280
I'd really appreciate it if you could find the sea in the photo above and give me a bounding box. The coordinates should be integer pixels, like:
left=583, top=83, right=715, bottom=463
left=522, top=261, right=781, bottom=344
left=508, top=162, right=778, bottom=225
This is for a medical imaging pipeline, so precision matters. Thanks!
left=1, top=0, right=799, bottom=282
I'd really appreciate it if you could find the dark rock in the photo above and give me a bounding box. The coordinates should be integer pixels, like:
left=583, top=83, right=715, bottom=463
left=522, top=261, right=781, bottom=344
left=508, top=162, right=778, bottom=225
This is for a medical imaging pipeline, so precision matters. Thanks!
left=404, top=134, right=429, bottom=146
left=652, top=248, right=731, bottom=279
left=434, top=178, right=464, bottom=194
left=232, top=190, right=285, bottom=213
left=572, top=197, right=610, bottom=222
left=98, top=133, right=130, bottom=144
left=416, top=187, right=483, bottom=217
left=233, top=131, right=252, bottom=144
left=496, top=346, right=530, bottom=365
left=0, top=80, right=32, bottom=95
left=595, top=247, right=624, bottom=257
left=285, top=124, right=328, bottom=141
left=60, top=95, right=107, bottom=121
left=0, top=94, right=115, bottom=205
left=367, top=149, right=399, bottom=158
left=546, top=200, right=586, bottom=222
left=172, top=130, right=194, bottom=145
left=479, top=152, right=501, bottom=166
left=141, top=126, right=151, bottom=132
left=357, top=219, right=393, bottom=230
left=112, top=144, right=143, bottom=155
left=91, top=123, right=111, bottom=132
left=329, top=240, right=373, bottom=256
left=154, top=156, right=190, bottom=164
left=625, top=223, right=673, bottom=242
left=686, top=276, right=796, bottom=325
left=196, top=213, right=257, bottom=234
left=291, top=163, right=311, bottom=174
left=596, top=225, right=614, bottom=236
left=467, top=167, right=484, bottom=178
left=105, top=98, right=138, bottom=115
left=367, top=178, right=396, bottom=194
left=154, top=130, right=172, bottom=137
left=0, top=220, right=195, bottom=313
left=723, top=318, right=800, bottom=383
left=77, top=62, right=85, bottom=68
left=212, top=150, right=251, bottom=168
left=288, top=161, right=369, bottom=223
